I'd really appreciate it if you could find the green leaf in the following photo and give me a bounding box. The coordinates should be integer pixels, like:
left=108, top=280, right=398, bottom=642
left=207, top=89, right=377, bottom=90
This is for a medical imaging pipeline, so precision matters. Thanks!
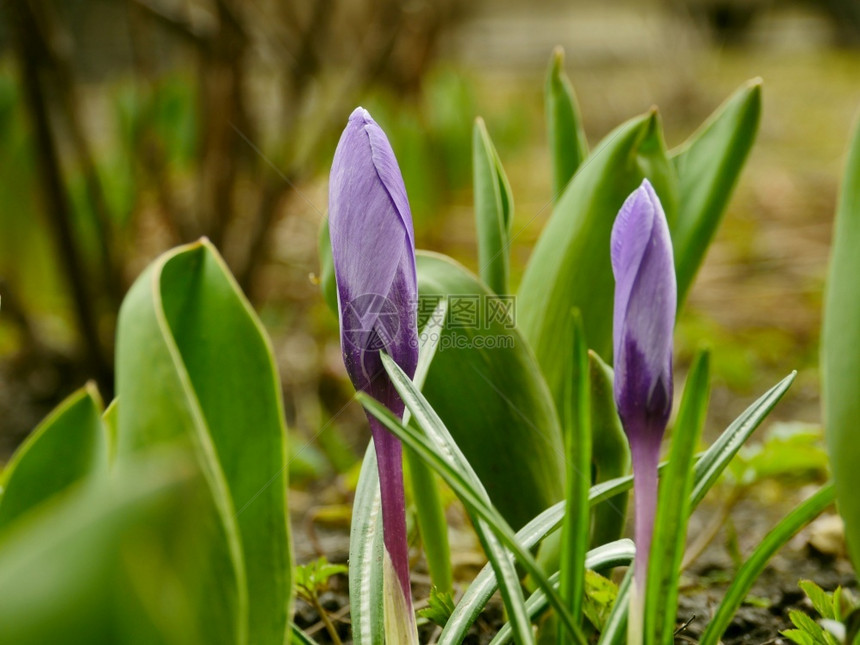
left=518, top=109, right=677, bottom=413
left=583, top=570, right=619, bottom=632
left=0, top=451, right=216, bottom=645
left=690, top=371, right=796, bottom=507
left=545, top=46, right=589, bottom=200
left=644, top=351, right=710, bottom=644
left=417, top=251, right=564, bottom=529
left=0, top=384, right=108, bottom=530
left=699, top=483, right=836, bottom=645
left=405, top=298, right=453, bottom=593
left=799, top=580, right=838, bottom=621
left=822, top=114, right=860, bottom=573
left=559, top=311, right=591, bottom=639
left=473, top=117, right=514, bottom=295
left=587, top=351, right=630, bottom=549
left=294, top=557, right=347, bottom=603
left=291, top=622, right=320, bottom=645
left=349, top=445, right=385, bottom=645
left=418, top=587, right=457, bottom=628
left=115, top=239, right=291, bottom=645
left=670, top=79, right=761, bottom=305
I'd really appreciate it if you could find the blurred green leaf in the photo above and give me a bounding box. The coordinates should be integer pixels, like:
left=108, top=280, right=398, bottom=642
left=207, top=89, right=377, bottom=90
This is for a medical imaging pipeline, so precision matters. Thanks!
left=822, top=113, right=860, bottom=572
left=318, top=217, right=338, bottom=314
left=0, top=451, right=213, bottom=645
left=115, top=239, right=291, bottom=645
left=670, top=79, right=761, bottom=305
left=733, top=422, right=829, bottom=485
left=473, top=117, right=513, bottom=295
left=545, top=46, right=588, bottom=201
left=583, top=570, right=618, bottom=632
left=0, top=383, right=108, bottom=530
left=518, top=110, right=677, bottom=413
left=417, top=251, right=564, bottom=529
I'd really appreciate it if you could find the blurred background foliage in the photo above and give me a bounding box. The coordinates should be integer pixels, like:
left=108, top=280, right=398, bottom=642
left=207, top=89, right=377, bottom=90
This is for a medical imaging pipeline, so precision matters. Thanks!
left=0, top=0, right=859, bottom=485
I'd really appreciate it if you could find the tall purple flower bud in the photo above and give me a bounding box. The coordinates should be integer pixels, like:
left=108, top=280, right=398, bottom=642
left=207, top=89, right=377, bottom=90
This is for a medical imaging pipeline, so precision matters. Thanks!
left=329, top=108, right=419, bottom=629
left=610, top=179, right=676, bottom=598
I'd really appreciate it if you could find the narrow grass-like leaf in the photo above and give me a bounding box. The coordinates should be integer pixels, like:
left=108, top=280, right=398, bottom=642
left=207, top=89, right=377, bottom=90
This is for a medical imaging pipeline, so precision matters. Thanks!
left=545, top=46, right=589, bottom=200
left=492, top=541, right=635, bottom=645
left=690, top=370, right=796, bottom=507
left=349, top=444, right=384, bottom=645
left=439, top=370, right=793, bottom=643
left=822, top=114, right=860, bottom=571
left=698, top=483, right=836, bottom=645
left=598, top=568, right=633, bottom=645
left=519, top=110, right=677, bottom=413
left=670, top=79, right=761, bottom=305
left=290, top=622, right=320, bottom=645
left=363, top=355, right=587, bottom=643
left=351, top=299, right=450, bottom=643
left=559, top=311, right=592, bottom=640
left=405, top=298, right=452, bottom=593
left=644, top=352, right=710, bottom=644
left=0, top=384, right=107, bottom=530
left=473, top=118, right=513, bottom=295
left=603, top=371, right=794, bottom=645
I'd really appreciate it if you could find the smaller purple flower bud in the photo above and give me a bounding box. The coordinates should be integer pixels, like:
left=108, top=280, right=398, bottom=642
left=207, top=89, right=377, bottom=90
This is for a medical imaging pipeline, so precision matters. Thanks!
left=610, top=178, right=677, bottom=597
left=329, top=107, right=418, bottom=632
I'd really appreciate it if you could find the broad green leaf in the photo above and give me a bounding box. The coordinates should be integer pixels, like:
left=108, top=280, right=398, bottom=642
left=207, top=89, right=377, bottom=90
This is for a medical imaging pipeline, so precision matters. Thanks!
left=644, top=352, right=710, bottom=644
left=670, top=79, right=761, bottom=304
left=0, top=451, right=215, bottom=645
left=417, top=251, right=564, bottom=529
left=349, top=445, right=385, bottom=645
left=518, top=110, right=677, bottom=412
left=473, top=117, right=514, bottom=295
left=116, top=239, right=291, bottom=645
left=545, top=46, right=589, bottom=200
left=588, top=351, right=630, bottom=549
left=559, top=311, right=591, bottom=640
left=699, top=483, right=835, bottom=645
left=0, top=384, right=108, bottom=530
left=822, top=114, right=860, bottom=572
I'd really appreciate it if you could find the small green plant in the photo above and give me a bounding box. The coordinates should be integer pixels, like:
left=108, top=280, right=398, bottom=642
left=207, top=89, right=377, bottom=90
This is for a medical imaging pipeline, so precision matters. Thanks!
left=294, top=557, right=348, bottom=645
left=417, top=587, right=457, bottom=628
left=782, top=580, right=858, bottom=645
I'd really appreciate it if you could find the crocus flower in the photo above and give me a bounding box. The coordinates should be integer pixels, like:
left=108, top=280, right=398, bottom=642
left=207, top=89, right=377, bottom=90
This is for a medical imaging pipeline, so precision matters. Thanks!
left=329, top=107, right=419, bottom=636
left=610, top=179, right=676, bottom=600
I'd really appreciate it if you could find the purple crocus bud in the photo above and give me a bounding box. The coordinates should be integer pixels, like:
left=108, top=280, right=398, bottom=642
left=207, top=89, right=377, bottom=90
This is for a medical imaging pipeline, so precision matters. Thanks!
left=329, top=107, right=419, bottom=632
left=610, top=178, right=676, bottom=599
